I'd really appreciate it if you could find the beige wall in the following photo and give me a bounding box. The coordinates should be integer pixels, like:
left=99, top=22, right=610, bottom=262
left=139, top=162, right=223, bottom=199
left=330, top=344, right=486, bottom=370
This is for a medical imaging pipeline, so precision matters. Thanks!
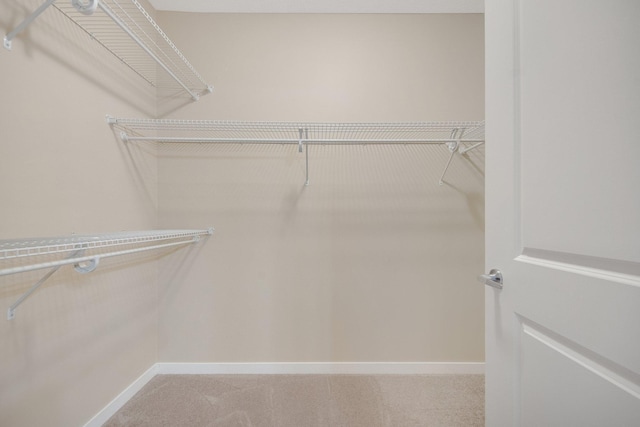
left=0, top=6, right=484, bottom=425
left=155, top=14, right=485, bottom=362
left=0, top=1, right=158, bottom=426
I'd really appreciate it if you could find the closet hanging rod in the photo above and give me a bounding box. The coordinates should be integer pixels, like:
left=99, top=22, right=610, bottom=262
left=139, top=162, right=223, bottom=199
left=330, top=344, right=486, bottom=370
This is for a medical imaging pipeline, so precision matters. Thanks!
left=4, top=0, right=213, bottom=100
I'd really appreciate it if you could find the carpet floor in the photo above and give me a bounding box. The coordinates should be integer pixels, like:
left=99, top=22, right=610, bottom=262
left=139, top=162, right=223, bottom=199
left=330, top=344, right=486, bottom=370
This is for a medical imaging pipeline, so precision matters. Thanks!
left=103, top=374, right=484, bottom=426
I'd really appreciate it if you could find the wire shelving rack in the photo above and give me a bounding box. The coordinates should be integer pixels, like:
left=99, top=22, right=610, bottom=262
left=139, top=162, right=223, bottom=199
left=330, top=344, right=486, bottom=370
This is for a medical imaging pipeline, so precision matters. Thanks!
left=4, top=0, right=213, bottom=100
left=108, top=117, right=485, bottom=185
left=0, top=228, right=214, bottom=320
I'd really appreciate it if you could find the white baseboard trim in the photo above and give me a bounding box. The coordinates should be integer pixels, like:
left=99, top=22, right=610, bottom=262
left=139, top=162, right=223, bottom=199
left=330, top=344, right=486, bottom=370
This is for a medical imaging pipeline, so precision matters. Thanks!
left=83, top=364, right=159, bottom=427
left=85, top=361, right=483, bottom=425
left=155, top=362, right=485, bottom=375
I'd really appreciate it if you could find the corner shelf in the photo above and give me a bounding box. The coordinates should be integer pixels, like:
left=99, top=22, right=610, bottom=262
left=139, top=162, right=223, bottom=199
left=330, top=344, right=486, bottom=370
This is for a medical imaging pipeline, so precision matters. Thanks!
left=4, top=0, right=213, bottom=100
left=107, top=116, right=485, bottom=185
left=0, top=228, right=214, bottom=320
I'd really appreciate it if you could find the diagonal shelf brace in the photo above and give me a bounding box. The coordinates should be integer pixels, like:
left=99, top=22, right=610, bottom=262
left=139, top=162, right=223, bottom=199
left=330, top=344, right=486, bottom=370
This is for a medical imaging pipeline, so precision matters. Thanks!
left=7, top=249, right=84, bottom=320
left=4, top=0, right=100, bottom=50
left=459, top=140, right=485, bottom=155
left=438, top=128, right=465, bottom=185
left=4, top=0, right=58, bottom=50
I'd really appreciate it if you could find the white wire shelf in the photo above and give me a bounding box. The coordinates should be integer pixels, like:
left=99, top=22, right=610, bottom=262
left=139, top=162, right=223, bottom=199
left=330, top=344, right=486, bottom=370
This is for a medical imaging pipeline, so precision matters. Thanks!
left=107, top=117, right=485, bottom=145
left=0, top=229, right=213, bottom=264
left=108, top=116, right=485, bottom=185
left=1, top=228, right=213, bottom=320
left=4, top=0, right=212, bottom=101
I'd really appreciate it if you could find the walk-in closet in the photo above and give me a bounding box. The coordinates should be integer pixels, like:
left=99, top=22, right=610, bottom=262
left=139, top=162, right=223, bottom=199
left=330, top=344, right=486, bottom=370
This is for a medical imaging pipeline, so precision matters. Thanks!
left=1, top=1, right=486, bottom=425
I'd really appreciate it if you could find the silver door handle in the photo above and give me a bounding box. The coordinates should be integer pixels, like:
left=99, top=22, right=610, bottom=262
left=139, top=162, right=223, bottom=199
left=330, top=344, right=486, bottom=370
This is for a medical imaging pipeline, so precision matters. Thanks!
left=478, top=269, right=503, bottom=290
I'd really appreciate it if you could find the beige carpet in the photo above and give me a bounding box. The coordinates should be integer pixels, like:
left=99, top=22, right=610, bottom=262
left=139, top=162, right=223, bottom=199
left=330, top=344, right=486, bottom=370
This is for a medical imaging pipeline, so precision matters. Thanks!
left=104, top=374, right=484, bottom=427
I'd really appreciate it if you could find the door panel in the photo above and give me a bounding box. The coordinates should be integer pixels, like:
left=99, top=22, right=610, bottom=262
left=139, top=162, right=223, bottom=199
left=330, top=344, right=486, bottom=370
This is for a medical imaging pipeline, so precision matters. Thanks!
left=519, top=0, right=640, bottom=263
left=485, top=0, right=640, bottom=425
left=520, top=320, right=640, bottom=427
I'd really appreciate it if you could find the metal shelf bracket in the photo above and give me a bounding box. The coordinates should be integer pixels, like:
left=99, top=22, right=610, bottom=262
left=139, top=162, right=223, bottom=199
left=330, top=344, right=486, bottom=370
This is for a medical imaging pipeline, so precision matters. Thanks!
left=459, top=141, right=485, bottom=155
left=71, top=0, right=99, bottom=15
left=296, top=128, right=311, bottom=185
left=7, top=249, right=84, bottom=320
left=439, top=128, right=463, bottom=185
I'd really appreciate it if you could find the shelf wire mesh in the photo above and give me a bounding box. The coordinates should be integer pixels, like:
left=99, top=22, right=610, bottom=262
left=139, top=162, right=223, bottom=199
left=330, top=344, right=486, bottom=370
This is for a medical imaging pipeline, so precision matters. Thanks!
left=52, top=0, right=210, bottom=96
left=0, top=229, right=211, bottom=262
left=110, top=118, right=485, bottom=145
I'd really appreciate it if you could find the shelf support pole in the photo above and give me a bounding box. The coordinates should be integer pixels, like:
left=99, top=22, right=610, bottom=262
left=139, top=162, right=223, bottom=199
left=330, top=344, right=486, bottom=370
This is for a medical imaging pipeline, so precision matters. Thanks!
left=304, top=128, right=310, bottom=186
left=299, top=128, right=310, bottom=186
left=4, top=0, right=57, bottom=50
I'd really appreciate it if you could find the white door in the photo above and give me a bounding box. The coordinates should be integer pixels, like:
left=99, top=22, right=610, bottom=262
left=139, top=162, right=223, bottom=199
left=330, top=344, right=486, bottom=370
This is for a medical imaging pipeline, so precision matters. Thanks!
left=485, top=1, right=640, bottom=425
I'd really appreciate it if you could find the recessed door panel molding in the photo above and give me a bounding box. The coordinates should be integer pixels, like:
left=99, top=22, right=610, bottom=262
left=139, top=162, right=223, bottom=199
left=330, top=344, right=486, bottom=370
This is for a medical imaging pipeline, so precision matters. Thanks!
left=516, top=248, right=640, bottom=286
left=516, top=0, right=640, bottom=264
left=519, top=318, right=640, bottom=426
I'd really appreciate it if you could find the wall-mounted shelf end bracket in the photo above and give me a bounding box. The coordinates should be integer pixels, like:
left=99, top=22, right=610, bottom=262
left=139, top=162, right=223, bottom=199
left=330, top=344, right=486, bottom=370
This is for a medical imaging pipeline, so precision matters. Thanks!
left=105, top=116, right=129, bottom=141
left=191, top=85, right=214, bottom=101
left=459, top=141, right=485, bottom=155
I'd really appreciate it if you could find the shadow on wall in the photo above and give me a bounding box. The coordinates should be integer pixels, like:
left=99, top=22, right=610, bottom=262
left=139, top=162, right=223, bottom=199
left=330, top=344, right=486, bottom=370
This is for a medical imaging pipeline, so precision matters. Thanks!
left=153, top=143, right=486, bottom=273
left=442, top=147, right=485, bottom=230
left=158, top=233, right=211, bottom=301
left=109, top=124, right=159, bottom=222
left=150, top=135, right=485, bottom=362
left=157, top=86, right=203, bottom=118
left=0, top=252, right=158, bottom=422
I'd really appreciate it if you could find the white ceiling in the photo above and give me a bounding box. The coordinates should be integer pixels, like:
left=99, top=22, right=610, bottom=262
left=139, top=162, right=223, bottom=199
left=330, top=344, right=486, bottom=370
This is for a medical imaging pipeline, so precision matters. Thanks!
left=147, top=0, right=484, bottom=14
